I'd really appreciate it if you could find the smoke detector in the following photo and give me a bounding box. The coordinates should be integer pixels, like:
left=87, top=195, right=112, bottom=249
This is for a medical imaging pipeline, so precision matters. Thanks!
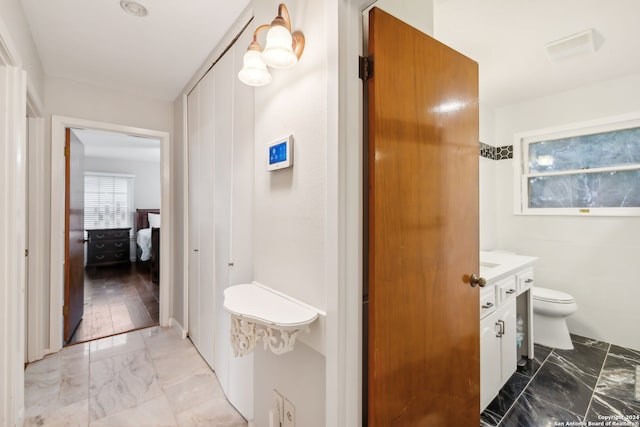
left=545, top=29, right=598, bottom=62
left=120, top=0, right=148, bottom=17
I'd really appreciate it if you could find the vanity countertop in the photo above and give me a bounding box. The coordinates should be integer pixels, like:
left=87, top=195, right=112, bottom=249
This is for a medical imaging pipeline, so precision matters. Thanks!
left=480, top=250, right=538, bottom=284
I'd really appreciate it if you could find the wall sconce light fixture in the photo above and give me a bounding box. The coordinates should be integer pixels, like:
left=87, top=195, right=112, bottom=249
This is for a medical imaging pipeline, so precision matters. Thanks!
left=238, top=3, right=305, bottom=87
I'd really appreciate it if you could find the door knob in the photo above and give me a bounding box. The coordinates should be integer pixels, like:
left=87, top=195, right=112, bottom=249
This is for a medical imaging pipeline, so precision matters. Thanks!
left=469, top=273, right=486, bottom=288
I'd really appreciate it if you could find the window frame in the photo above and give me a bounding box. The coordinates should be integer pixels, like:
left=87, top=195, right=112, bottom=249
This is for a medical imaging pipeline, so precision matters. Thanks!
left=513, top=112, right=640, bottom=216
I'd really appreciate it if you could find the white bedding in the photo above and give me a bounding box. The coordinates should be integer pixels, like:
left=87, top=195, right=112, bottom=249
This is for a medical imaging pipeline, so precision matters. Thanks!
left=137, top=228, right=152, bottom=261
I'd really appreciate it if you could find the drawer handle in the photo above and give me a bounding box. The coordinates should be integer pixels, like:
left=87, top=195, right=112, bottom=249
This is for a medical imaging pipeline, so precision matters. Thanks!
left=482, top=302, right=494, bottom=309
left=115, top=253, right=123, bottom=258
left=525, top=279, right=533, bottom=283
left=96, top=234, right=104, bottom=238
left=496, top=320, right=505, bottom=337
left=506, top=289, right=516, bottom=295
left=96, top=243, right=105, bottom=249
left=114, top=242, right=124, bottom=247
left=96, top=255, right=105, bottom=260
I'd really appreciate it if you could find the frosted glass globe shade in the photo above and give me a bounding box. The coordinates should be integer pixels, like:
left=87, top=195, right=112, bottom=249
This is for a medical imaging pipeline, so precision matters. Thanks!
left=238, top=49, right=272, bottom=86
left=262, top=25, right=297, bottom=69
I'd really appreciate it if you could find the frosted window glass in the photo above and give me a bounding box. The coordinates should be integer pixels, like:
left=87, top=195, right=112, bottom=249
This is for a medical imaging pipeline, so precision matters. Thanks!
left=529, top=170, right=640, bottom=208
left=528, top=127, right=640, bottom=173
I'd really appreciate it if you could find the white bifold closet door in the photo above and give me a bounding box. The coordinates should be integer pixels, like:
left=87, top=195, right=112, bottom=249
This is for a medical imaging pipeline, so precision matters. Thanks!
left=187, top=24, right=254, bottom=420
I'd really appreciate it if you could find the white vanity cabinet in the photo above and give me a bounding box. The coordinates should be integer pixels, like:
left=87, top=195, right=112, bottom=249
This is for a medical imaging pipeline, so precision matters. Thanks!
left=479, top=252, right=537, bottom=412
left=480, top=297, right=517, bottom=410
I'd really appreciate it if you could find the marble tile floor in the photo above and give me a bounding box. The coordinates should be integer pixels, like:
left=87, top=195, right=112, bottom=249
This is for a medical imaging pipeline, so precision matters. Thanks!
left=482, top=334, right=640, bottom=427
left=24, top=326, right=247, bottom=427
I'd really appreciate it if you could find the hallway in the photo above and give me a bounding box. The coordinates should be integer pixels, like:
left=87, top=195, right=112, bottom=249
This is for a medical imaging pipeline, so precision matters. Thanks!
left=24, top=327, right=246, bottom=427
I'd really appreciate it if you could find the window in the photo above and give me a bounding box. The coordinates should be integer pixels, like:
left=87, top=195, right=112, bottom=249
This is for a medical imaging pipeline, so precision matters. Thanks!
left=514, top=114, right=640, bottom=216
left=84, top=173, right=135, bottom=230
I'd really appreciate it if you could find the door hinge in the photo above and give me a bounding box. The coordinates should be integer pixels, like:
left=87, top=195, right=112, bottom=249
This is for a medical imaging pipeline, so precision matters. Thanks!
left=24, top=249, right=29, bottom=257
left=63, top=305, right=69, bottom=316
left=359, top=55, right=374, bottom=81
left=64, top=146, right=70, bottom=157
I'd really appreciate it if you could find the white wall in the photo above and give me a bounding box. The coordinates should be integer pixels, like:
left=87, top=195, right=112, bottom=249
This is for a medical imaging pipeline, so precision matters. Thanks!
left=493, top=72, right=640, bottom=351
left=45, top=75, right=173, bottom=132
left=0, top=0, right=45, bottom=99
left=479, top=104, right=498, bottom=250
left=84, top=156, right=161, bottom=212
left=252, top=0, right=329, bottom=425
left=375, top=0, right=434, bottom=35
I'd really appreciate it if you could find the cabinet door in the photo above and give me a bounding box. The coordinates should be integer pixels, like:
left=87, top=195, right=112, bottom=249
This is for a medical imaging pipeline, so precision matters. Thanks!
left=499, top=298, right=517, bottom=386
left=480, top=312, right=502, bottom=411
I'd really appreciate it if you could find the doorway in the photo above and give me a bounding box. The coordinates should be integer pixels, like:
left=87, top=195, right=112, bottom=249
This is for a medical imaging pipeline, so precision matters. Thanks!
left=64, top=127, right=162, bottom=345
left=48, top=116, right=172, bottom=353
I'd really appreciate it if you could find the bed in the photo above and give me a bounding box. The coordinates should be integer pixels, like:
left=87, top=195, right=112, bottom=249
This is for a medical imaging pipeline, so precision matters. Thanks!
left=135, top=208, right=160, bottom=283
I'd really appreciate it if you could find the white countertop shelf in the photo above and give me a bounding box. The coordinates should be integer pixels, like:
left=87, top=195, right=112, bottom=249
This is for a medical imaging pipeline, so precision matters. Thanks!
left=480, top=251, right=538, bottom=284
left=223, top=283, right=319, bottom=356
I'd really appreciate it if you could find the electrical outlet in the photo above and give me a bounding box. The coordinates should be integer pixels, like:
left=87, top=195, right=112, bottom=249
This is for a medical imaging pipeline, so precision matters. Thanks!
left=283, top=398, right=295, bottom=427
left=273, top=390, right=284, bottom=425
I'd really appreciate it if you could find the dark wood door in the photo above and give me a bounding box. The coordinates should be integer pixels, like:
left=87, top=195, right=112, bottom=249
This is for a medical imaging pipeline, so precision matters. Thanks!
left=367, top=8, right=480, bottom=426
left=64, top=128, right=85, bottom=342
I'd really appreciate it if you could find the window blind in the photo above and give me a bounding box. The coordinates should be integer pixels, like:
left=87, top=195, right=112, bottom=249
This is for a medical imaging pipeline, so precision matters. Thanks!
left=84, top=173, right=135, bottom=230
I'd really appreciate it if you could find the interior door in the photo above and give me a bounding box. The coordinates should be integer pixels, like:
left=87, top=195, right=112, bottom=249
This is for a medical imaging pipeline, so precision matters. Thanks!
left=187, top=82, right=201, bottom=352
left=367, top=8, right=480, bottom=426
left=64, top=128, right=85, bottom=342
left=188, top=68, right=216, bottom=368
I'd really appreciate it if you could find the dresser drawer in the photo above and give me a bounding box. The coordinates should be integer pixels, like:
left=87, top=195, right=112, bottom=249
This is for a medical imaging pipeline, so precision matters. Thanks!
left=89, top=229, right=130, bottom=241
left=87, top=250, right=129, bottom=265
left=88, top=240, right=128, bottom=252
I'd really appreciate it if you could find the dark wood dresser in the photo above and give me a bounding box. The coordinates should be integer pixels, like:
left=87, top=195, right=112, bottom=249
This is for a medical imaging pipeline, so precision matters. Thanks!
left=86, top=228, right=131, bottom=267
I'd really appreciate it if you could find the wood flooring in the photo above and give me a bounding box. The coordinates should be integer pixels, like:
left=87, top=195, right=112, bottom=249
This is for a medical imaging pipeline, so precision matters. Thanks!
left=67, top=262, right=159, bottom=345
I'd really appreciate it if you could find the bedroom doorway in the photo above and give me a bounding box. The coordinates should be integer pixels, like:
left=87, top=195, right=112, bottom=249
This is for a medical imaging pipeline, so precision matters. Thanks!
left=63, top=127, right=162, bottom=345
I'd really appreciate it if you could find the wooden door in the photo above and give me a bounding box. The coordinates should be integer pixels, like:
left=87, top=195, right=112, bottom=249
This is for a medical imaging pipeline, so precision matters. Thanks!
left=64, top=128, right=85, bottom=342
left=367, top=8, right=480, bottom=426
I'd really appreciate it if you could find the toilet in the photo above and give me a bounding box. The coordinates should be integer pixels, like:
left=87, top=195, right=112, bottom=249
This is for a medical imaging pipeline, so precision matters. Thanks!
left=532, top=286, right=578, bottom=350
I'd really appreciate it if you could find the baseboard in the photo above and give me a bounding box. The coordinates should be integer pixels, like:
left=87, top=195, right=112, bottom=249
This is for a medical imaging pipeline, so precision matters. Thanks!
left=169, top=317, right=188, bottom=339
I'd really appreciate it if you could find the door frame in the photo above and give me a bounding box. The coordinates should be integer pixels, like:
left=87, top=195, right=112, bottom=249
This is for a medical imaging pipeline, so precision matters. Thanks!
left=0, top=14, right=45, bottom=426
left=50, top=115, right=172, bottom=352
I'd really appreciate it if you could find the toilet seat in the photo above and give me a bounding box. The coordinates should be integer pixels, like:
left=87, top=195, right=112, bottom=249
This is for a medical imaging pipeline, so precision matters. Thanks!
left=533, top=286, right=574, bottom=304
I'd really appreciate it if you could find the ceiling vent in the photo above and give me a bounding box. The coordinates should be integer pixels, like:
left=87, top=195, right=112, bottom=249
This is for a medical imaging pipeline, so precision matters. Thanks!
left=120, top=0, right=148, bottom=17
left=545, top=29, right=597, bottom=62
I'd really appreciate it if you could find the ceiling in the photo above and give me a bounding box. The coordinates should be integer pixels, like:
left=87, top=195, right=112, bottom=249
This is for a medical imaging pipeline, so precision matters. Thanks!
left=434, top=0, right=640, bottom=108
left=73, top=128, right=160, bottom=162
left=20, top=0, right=250, bottom=101
left=18, top=1, right=640, bottom=107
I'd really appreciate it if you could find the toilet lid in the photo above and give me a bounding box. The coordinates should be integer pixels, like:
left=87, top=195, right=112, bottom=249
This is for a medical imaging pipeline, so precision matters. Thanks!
left=533, top=286, right=574, bottom=303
